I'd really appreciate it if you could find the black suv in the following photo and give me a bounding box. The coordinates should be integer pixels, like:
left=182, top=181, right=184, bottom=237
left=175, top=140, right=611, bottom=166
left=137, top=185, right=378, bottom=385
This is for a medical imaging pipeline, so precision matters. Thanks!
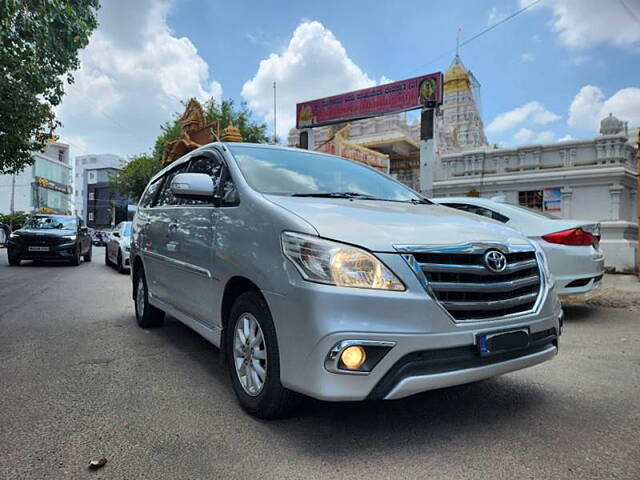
left=6, top=215, right=92, bottom=266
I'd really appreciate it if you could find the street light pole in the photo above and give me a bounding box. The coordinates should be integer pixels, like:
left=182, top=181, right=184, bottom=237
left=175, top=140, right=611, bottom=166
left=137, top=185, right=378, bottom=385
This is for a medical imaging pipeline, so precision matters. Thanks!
left=273, top=81, right=277, bottom=144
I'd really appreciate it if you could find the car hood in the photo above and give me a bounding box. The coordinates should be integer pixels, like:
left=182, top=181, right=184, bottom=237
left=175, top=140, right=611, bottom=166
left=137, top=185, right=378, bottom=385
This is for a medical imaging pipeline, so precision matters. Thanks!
left=14, top=228, right=76, bottom=237
left=265, top=196, right=533, bottom=252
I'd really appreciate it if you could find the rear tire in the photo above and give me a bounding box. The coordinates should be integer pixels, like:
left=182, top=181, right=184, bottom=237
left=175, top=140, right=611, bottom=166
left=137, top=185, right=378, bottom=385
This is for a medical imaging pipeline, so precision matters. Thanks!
left=134, top=268, right=164, bottom=328
left=83, top=245, right=92, bottom=262
left=225, top=291, right=300, bottom=419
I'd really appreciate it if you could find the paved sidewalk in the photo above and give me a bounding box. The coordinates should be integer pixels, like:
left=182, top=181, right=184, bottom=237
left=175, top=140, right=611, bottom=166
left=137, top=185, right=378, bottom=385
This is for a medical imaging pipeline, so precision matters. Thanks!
left=562, top=274, right=640, bottom=309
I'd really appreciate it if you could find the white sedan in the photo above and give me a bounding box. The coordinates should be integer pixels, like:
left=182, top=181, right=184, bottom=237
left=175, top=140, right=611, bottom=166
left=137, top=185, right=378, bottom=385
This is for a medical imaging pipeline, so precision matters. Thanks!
left=432, top=197, right=604, bottom=296
left=105, top=221, right=132, bottom=273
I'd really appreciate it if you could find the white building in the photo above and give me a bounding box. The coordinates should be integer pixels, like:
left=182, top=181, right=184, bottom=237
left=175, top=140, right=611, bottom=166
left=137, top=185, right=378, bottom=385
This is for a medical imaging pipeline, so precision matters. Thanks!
left=74, top=154, right=122, bottom=220
left=0, top=141, right=73, bottom=215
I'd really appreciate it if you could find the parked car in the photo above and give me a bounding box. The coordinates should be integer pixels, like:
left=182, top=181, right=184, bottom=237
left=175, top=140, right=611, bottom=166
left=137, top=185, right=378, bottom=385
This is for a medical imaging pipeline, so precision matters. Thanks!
left=5, top=214, right=92, bottom=266
left=105, top=221, right=132, bottom=273
left=130, top=143, right=562, bottom=418
left=91, top=229, right=108, bottom=246
left=432, top=197, right=604, bottom=296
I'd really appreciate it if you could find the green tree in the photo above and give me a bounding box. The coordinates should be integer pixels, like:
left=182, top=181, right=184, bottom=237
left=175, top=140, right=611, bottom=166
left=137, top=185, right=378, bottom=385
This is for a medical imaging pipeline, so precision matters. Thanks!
left=0, top=0, right=100, bottom=174
left=109, top=154, right=162, bottom=202
left=152, top=98, right=270, bottom=160
left=111, top=98, right=269, bottom=201
left=0, top=211, right=29, bottom=230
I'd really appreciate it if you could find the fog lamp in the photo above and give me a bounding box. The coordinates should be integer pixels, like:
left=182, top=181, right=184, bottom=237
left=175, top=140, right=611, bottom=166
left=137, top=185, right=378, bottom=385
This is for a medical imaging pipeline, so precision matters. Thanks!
left=340, top=346, right=367, bottom=370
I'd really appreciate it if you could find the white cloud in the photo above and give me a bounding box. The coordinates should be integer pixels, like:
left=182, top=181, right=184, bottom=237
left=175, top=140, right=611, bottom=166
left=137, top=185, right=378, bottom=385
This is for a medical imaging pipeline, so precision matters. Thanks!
left=241, top=21, right=375, bottom=139
left=514, top=128, right=534, bottom=143
left=488, top=7, right=508, bottom=25
left=568, top=86, right=640, bottom=131
left=520, top=53, right=535, bottom=62
left=535, top=130, right=555, bottom=143
left=57, top=0, right=222, bottom=158
left=522, top=0, right=640, bottom=48
left=513, top=128, right=555, bottom=144
left=487, top=101, right=561, bottom=134
left=557, top=134, right=573, bottom=142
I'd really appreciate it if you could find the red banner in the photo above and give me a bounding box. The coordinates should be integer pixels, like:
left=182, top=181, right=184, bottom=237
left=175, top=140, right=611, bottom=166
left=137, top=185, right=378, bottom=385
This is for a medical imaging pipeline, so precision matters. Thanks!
left=296, top=72, right=442, bottom=129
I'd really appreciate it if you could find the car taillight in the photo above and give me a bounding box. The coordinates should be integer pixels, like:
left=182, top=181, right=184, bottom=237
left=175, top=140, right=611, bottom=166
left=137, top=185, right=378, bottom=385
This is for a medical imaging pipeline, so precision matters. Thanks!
left=542, top=228, right=600, bottom=246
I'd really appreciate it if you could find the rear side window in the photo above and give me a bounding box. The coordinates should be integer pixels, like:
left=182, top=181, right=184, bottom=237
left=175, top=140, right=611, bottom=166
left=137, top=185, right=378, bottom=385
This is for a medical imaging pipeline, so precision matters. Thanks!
left=444, top=203, right=509, bottom=223
left=155, top=164, right=188, bottom=206
left=140, top=178, right=162, bottom=208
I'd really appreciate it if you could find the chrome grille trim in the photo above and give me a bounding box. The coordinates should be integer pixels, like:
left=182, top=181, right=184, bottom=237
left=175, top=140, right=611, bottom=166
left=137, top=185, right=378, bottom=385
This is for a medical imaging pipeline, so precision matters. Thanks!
left=395, top=242, right=544, bottom=323
left=417, top=259, right=537, bottom=275
left=442, top=292, right=539, bottom=311
left=430, top=275, right=540, bottom=293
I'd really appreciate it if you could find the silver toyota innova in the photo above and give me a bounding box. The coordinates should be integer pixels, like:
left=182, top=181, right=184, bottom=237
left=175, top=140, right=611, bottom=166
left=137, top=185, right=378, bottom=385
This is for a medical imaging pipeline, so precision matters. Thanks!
left=130, top=143, right=562, bottom=418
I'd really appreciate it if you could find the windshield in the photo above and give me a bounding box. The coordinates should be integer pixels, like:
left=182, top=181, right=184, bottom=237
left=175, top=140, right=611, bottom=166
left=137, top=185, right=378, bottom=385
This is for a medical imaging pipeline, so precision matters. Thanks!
left=229, top=145, right=426, bottom=203
left=23, top=216, right=76, bottom=230
left=122, top=223, right=132, bottom=236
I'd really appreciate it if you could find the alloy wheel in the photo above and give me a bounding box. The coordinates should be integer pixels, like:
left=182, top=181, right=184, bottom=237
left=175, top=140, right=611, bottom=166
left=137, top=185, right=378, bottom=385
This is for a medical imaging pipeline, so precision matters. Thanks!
left=233, top=313, right=267, bottom=396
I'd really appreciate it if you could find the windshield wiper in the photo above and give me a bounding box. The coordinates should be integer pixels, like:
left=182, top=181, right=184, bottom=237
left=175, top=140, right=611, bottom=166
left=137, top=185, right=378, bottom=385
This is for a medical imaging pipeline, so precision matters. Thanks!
left=291, top=192, right=432, bottom=204
left=409, top=197, right=431, bottom=205
left=291, top=192, right=380, bottom=200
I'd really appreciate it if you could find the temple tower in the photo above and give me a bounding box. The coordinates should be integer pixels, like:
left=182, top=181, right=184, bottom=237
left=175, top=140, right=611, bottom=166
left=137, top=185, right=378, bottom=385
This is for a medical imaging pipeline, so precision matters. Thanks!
left=436, top=55, right=488, bottom=155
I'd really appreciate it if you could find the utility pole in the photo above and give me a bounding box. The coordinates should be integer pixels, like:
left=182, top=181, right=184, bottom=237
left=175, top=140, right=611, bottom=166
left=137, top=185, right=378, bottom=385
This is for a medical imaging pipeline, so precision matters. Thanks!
left=10, top=174, right=16, bottom=215
left=273, top=81, right=277, bottom=144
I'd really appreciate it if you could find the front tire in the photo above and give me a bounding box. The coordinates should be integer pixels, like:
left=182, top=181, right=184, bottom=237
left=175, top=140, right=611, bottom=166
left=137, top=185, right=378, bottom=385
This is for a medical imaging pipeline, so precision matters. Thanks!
left=117, top=250, right=127, bottom=274
left=70, top=246, right=81, bottom=266
left=134, top=268, right=164, bottom=328
left=83, top=245, right=92, bottom=262
left=225, top=291, right=300, bottom=419
left=7, top=252, right=21, bottom=266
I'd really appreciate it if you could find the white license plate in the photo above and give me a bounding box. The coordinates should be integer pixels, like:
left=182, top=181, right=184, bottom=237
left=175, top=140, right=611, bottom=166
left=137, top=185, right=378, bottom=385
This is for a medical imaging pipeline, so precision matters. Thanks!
left=28, top=246, right=50, bottom=252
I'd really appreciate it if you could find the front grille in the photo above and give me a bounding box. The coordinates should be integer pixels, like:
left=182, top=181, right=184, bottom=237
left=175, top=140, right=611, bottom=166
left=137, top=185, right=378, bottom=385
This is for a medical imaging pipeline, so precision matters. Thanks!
left=19, top=235, right=65, bottom=246
left=411, top=249, right=541, bottom=321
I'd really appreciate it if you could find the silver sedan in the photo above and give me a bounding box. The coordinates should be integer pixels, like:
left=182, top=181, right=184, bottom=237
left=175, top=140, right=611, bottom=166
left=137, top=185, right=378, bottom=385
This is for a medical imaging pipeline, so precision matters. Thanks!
left=105, top=221, right=132, bottom=273
left=432, top=197, right=605, bottom=296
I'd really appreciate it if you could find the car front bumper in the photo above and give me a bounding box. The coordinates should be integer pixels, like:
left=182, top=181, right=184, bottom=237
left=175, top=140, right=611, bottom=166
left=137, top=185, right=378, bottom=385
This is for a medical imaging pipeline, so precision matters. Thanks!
left=265, top=253, right=562, bottom=402
left=7, top=240, right=78, bottom=260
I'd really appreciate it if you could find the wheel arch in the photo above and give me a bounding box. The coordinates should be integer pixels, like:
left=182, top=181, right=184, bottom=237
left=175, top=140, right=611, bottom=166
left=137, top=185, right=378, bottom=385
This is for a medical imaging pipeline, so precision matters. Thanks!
left=220, top=276, right=265, bottom=332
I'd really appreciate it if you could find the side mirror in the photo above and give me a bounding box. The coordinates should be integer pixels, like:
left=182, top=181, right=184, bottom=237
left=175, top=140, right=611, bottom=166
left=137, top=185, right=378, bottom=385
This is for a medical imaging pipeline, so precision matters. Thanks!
left=171, top=173, right=215, bottom=199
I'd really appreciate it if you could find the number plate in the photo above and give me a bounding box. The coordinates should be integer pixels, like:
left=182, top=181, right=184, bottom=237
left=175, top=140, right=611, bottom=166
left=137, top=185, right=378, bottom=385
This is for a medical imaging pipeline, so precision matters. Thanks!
left=477, top=328, right=530, bottom=356
left=28, top=246, right=49, bottom=252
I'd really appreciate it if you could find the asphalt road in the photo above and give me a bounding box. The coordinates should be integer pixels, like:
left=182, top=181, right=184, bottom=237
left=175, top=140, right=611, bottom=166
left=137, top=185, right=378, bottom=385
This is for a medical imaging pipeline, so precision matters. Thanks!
left=1, top=248, right=638, bottom=479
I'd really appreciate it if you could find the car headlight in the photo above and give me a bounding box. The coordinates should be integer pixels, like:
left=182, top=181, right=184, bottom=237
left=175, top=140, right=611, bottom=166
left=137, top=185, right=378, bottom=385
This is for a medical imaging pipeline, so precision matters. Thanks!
left=532, top=241, right=554, bottom=288
left=9, top=232, right=19, bottom=239
left=281, top=232, right=405, bottom=291
left=62, top=235, right=77, bottom=241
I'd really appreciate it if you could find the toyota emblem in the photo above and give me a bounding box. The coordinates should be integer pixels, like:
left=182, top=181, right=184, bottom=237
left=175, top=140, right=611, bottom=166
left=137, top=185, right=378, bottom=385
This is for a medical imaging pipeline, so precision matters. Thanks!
left=484, top=250, right=507, bottom=273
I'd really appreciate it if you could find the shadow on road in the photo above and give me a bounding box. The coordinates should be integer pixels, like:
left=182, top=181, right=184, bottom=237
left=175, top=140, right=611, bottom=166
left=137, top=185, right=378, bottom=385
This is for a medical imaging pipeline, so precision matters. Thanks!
left=561, top=304, right=599, bottom=323
left=147, top=314, right=558, bottom=460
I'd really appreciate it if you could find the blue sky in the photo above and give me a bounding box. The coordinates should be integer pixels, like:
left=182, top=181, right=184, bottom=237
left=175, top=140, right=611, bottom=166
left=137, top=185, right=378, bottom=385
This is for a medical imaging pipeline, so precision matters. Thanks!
left=57, top=0, right=640, bottom=157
